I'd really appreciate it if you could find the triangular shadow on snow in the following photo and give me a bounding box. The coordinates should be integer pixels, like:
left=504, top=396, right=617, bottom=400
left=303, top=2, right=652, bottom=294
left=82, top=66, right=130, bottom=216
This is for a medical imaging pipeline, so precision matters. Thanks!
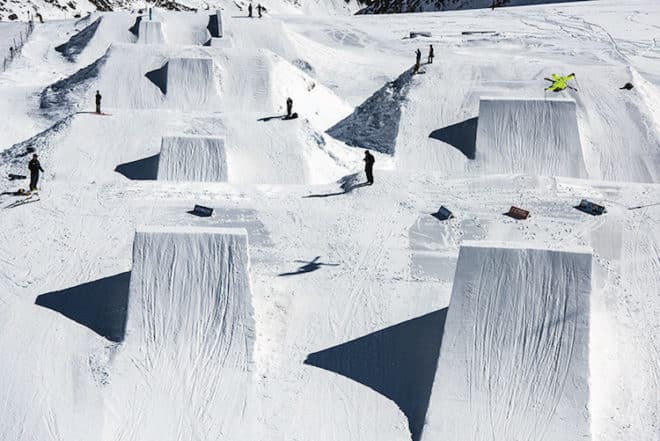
left=55, top=17, right=102, bottom=62
left=114, top=154, right=159, bottom=180
left=145, top=62, right=168, bottom=94
left=429, top=117, right=478, bottom=160
left=129, top=16, right=142, bottom=37
left=305, top=308, right=448, bottom=441
left=326, top=67, right=415, bottom=155
left=35, top=272, right=131, bottom=342
left=207, top=14, right=220, bottom=38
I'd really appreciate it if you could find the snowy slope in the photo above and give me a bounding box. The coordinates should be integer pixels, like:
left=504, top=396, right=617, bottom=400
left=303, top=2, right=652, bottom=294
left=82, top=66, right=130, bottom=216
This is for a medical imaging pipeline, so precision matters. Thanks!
left=422, top=243, right=592, bottom=441
left=0, top=2, right=659, bottom=441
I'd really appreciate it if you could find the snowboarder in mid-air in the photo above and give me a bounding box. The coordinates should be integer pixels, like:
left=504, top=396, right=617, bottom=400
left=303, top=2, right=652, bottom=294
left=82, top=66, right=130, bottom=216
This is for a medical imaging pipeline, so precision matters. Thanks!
left=414, top=48, right=421, bottom=73
left=428, top=44, right=434, bottom=64
left=28, top=153, right=44, bottom=192
left=286, top=97, right=293, bottom=118
left=248, top=3, right=253, bottom=17
left=545, top=73, right=577, bottom=92
left=95, top=90, right=102, bottom=114
left=364, top=150, right=375, bottom=185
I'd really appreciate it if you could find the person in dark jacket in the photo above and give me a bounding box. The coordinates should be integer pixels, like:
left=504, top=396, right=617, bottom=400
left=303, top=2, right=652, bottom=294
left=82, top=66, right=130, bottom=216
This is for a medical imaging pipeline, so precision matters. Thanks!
left=28, top=153, right=44, bottom=192
left=428, top=44, right=434, bottom=64
left=95, top=90, right=102, bottom=114
left=248, top=3, right=253, bottom=17
left=257, top=4, right=264, bottom=17
left=415, top=48, right=421, bottom=73
left=364, top=150, right=375, bottom=185
left=286, top=97, right=293, bottom=118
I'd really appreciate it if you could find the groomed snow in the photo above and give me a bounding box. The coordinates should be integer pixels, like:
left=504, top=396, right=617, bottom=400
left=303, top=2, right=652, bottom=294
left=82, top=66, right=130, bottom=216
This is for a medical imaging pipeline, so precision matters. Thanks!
left=157, top=135, right=228, bottom=182
left=421, top=243, right=592, bottom=441
left=0, top=2, right=658, bottom=441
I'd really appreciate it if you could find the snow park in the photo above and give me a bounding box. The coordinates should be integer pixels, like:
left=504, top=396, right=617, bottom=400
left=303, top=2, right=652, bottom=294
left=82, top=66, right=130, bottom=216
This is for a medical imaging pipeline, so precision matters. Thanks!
left=0, top=0, right=658, bottom=439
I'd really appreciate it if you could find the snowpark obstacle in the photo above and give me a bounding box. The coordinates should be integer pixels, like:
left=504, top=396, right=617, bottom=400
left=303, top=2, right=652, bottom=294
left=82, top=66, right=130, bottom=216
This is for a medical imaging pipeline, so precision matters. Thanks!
left=206, top=37, right=234, bottom=48
left=191, top=204, right=214, bottom=217
left=576, top=199, right=607, bottom=215
left=475, top=97, right=587, bottom=178
left=145, top=57, right=219, bottom=106
left=207, top=10, right=224, bottom=38
left=137, top=20, right=166, bottom=44
left=119, top=226, right=255, bottom=436
left=421, top=243, right=592, bottom=441
left=505, top=205, right=530, bottom=219
left=431, top=206, right=454, bottom=221
left=157, top=135, right=228, bottom=182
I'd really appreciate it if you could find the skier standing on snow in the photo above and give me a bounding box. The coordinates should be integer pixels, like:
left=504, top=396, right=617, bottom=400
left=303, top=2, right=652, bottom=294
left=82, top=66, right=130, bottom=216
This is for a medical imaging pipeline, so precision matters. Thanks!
left=248, top=3, right=253, bottom=17
left=415, top=48, right=421, bottom=73
left=95, top=90, right=102, bottom=114
left=28, top=153, right=44, bottom=192
left=428, top=44, right=434, bottom=64
left=286, top=97, right=293, bottom=118
left=364, top=150, right=375, bottom=185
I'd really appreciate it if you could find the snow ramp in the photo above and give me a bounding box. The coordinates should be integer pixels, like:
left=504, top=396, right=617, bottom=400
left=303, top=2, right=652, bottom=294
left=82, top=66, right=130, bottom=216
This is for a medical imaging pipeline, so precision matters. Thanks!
left=137, top=20, right=166, bottom=44
left=105, top=226, right=255, bottom=439
left=146, top=57, right=220, bottom=108
left=157, top=135, right=228, bottom=182
left=475, top=97, right=587, bottom=177
left=421, top=243, right=592, bottom=441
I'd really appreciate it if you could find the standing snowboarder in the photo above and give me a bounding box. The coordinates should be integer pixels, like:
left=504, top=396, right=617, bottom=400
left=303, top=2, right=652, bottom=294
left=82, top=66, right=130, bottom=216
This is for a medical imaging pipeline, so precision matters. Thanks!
left=257, top=4, right=264, bottom=18
left=364, top=150, right=375, bottom=185
left=28, top=153, right=44, bottom=192
left=415, top=48, right=421, bottom=73
left=428, top=44, right=434, bottom=64
left=286, top=97, right=293, bottom=118
left=95, top=90, right=102, bottom=114
left=248, top=3, right=253, bottom=17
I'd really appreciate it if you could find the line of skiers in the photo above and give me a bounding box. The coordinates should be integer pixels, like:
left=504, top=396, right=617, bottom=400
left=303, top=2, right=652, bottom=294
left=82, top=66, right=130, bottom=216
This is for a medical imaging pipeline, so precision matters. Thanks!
left=248, top=3, right=266, bottom=18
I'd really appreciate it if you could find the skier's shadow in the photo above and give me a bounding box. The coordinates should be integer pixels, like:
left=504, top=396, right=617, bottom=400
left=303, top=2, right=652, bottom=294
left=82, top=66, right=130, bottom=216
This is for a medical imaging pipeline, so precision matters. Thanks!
left=304, top=172, right=368, bottom=198
left=257, top=114, right=286, bottom=122
left=278, top=256, right=339, bottom=276
left=305, top=308, right=449, bottom=441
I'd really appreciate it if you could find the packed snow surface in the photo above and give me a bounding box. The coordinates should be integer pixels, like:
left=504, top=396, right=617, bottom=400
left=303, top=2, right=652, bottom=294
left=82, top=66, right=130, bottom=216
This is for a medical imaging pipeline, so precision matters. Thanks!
left=475, top=97, right=587, bottom=177
left=0, top=1, right=658, bottom=441
left=157, top=135, right=228, bottom=182
left=421, top=243, right=592, bottom=441
left=137, top=20, right=166, bottom=45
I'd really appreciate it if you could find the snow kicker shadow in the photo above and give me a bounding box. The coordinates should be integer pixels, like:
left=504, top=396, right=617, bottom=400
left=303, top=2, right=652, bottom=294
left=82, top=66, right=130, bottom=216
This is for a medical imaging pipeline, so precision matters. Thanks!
left=145, top=63, right=168, bottom=94
left=207, top=14, right=220, bottom=37
left=35, top=272, right=130, bottom=342
left=55, top=17, right=102, bottom=62
left=115, top=154, right=159, bottom=180
left=429, top=117, right=478, bottom=159
left=326, top=68, right=414, bottom=155
left=305, top=308, right=448, bottom=441
left=129, top=16, right=142, bottom=37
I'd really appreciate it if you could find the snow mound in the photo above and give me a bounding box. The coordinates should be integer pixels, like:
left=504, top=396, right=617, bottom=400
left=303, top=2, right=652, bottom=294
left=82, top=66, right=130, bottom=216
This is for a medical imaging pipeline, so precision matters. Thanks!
left=157, top=135, right=228, bottom=182
left=146, top=57, right=219, bottom=106
left=137, top=20, right=166, bottom=45
left=327, top=68, right=414, bottom=155
left=422, top=243, right=592, bottom=441
left=475, top=97, right=587, bottom=178
left=55, top=17, right=102, bottom=62
left=105, top=226, right=255, bottom=439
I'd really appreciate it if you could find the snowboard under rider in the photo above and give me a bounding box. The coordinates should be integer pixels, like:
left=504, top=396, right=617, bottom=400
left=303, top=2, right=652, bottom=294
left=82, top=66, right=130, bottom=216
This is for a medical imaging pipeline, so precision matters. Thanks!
left=28, top=153, right=44, bottom=192
left=363, top=150, right=375, bottom=185
left=95, top=90, right=102, bottom=114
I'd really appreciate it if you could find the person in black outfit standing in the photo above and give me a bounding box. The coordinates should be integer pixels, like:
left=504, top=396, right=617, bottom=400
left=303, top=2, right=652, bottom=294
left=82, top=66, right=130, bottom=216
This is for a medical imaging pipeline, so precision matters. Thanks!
left=95, top=90, right=102, bottom=114
left=286, top=97, right=293, bottom=118
left=248, top=3, right=253, bottom=17
left=415, top=48, right=421, bottom=73
left=364, top=150, right=375, bottom=185
left=28, top=153, right=44, bottom=192
left=428, top=44, right=434, bottom=64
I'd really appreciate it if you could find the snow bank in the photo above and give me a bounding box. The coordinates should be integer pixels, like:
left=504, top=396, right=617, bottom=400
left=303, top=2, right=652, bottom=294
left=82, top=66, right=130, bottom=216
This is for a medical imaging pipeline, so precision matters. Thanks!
left=157, top=135, right=228, bottom=182
left=55, top=17, right=102, bottom=62
left=475, top=97, right=587, bottom=178
left=421, top=243, right=592, bottom=441
left=108, top=226, right=255, bottom=438
left=137, top=20, right=166, bottom=45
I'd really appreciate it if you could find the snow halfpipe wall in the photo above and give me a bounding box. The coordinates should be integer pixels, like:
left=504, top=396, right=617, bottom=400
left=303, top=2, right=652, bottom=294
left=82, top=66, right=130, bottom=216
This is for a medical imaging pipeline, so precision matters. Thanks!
left=475, top=97, right=587, bottom=178
left=108, top=226, right=255, bottom=438
left=137, top=20, right=166, bottom=44
left=421, top=243, right=592, bottom=441
left=157, top=135, right=228, bottom=182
